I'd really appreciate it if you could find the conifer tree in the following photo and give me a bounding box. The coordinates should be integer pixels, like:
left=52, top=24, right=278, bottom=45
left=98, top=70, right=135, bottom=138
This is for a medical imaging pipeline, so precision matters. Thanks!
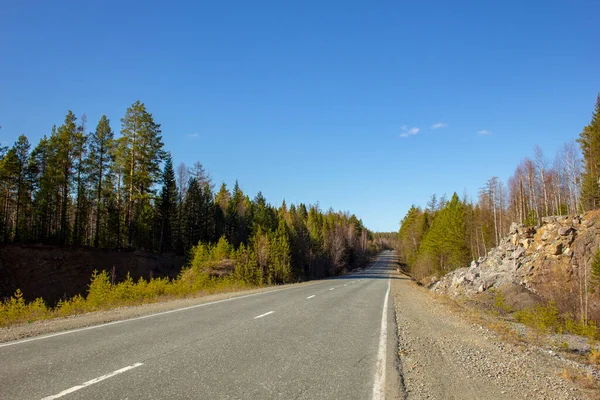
left=119, top=100, right=164, bottom=246
left=8, top=135, right=31, bottom=241
left=158, top=153, right=177, bottom=252
left=54, top=111, right=77, bottom=244
left=73, top=114, right=88, bottom=245
left=88, top=115, right=115, bottom=247
left=578, top=94, right=600, bottom=210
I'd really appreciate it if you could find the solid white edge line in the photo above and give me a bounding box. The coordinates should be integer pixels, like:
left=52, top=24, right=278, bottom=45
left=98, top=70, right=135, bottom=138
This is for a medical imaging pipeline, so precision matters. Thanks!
left=0, top=284, right=302, bottom=349
left=306, top=295, right=315, bottom=299
left=253, top=311, right=274, bottom=319
left=41, top=362, right=143, bottom=400
left=372, top=278, right=390, bottom=400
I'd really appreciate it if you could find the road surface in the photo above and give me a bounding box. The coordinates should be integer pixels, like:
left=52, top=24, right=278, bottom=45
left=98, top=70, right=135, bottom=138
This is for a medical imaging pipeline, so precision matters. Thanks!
left=0, top=252, right=400, bottom=400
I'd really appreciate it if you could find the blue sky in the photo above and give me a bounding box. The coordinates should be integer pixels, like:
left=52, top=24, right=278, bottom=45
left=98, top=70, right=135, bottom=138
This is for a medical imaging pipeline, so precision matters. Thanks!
left=1, top=0, right=599, bottom=232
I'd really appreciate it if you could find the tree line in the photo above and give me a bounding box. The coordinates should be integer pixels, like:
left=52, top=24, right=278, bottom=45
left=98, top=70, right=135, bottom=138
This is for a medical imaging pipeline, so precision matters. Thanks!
left=0, top=101, right=375, bottom=281
left=398, top=93, right=600, bottom=280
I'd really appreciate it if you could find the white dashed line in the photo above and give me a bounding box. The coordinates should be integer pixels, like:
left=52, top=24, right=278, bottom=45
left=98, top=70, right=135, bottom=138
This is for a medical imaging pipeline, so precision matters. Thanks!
left=329, top=288, right=335, bottom=291
left=306, top=295, right=315, bottom=299
left=41, top=362, right=143, bottom=400
left=254, top=311, right=274, bottom=319
left=344, top=284, right=348, bottom=287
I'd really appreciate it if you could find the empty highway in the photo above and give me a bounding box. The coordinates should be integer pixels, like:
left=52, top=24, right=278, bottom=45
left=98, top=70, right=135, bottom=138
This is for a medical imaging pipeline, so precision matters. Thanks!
left=0, top=252, right=399, bottom=400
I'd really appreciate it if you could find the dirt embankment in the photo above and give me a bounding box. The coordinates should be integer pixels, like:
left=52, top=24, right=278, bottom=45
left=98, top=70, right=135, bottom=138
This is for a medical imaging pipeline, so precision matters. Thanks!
left=392, top=271, right=597, bottom=399
left=0, top=244, right=185, bottom=304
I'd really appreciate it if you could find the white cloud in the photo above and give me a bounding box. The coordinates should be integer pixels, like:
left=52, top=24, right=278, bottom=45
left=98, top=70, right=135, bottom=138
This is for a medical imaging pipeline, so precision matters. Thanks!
left=400, top=126, right=420, bottom=138
left=431, top=122, right=448, bottom=129
left=186, top=133, right=200, bottom=138
left=477, top=130, right=492, bottom=136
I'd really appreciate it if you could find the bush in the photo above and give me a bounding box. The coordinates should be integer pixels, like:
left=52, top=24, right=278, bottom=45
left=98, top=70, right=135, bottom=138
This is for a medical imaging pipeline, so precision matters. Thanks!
left=514, top=303, right=561, bottom=334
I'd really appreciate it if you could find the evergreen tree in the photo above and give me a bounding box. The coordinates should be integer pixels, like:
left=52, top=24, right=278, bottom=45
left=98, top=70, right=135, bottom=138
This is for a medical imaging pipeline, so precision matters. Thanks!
left=54, top=111, right=77, bottom=244
left=417, top=193, right=468, bottom=274
left=119, top=100, right=165, bottom=247
left=88, top=115, right=115, bottom=247
left=73, top=114, right=88, bottom=245
left=214, top=183, right=230, bottom=241
left=578, top=94, right=600, bottom=210
left=158, top=153, right=177, bottom=252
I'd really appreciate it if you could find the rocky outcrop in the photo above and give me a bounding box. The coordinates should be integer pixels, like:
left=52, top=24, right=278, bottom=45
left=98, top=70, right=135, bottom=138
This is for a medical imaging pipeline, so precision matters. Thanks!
left=431, top=211, right=600, bottom=304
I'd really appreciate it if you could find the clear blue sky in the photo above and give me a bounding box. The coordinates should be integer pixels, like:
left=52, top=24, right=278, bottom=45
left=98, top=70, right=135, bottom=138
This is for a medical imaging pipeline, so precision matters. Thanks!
left=1, top=1, right=599, bottom=232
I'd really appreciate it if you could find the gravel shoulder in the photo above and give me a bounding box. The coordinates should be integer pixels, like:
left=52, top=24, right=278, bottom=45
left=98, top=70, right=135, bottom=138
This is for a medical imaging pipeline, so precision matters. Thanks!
left=392, top=271, right=597, bottom=400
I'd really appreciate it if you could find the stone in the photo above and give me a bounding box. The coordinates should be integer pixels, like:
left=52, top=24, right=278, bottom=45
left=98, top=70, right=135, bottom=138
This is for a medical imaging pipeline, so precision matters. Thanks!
left=541, top=216, right=554, bottom=224
left=541, top=231, right=552, bottom=241
left=551, top=243, right=563, bottom=256
left=513, top=246, right=526, bottom=259
left=519, top=238, right=533, bottom=249
left=558, top=227, right=571, bottom=236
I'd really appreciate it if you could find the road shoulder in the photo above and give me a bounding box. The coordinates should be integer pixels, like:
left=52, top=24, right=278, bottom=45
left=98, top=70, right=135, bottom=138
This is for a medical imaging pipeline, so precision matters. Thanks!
left=391, top=270, right=595, bottom=399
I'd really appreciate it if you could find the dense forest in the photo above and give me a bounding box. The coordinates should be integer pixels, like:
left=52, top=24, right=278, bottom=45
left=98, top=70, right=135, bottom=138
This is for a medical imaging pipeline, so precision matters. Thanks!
left=0, top=101, right=375, bottom=283
left=399, top=94, right=600, bottom=280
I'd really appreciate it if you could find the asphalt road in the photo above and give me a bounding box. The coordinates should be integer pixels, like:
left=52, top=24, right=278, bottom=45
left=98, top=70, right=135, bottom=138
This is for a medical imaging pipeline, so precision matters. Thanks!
left=0, top=251, right=400, bottom=400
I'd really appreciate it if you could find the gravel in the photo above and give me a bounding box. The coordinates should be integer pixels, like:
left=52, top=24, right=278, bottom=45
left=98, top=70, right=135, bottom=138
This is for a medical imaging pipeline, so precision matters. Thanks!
left=392, top=274, right=597, bottom=399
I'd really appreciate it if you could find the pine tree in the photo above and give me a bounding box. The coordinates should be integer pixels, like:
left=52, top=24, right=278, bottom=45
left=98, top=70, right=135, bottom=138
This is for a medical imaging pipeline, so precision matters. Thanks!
left=54, top=111, right=77, bottom=244
left=269, top=217, right=292, bottom=283
left=214, top=183, right=230, bottom=241
left=158, top=153, right=177, bottom=252
left=418, top=193, right=468, bottom=275
left=119, top=100, right=165, bottom=247
left=578, top=94, right=600, bottom=211
left=88, top=115, right=115, bottom=247
left=11, top=135, right=31, bottom=241
left=73, top=114, right=88, bottom=245
left=29, top=135, right=53, bottom=241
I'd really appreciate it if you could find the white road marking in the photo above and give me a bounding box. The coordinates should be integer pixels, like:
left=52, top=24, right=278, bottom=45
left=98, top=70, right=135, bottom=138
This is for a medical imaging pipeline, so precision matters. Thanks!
left=306, top=295, right=315, bottom=299
left=254, top=311, right=274, bottom=319
left=41, top=362, right=143, bottom=400
left=329, top=288, right=335, bottom=291
left=372, top=278, right=390, bottom=400
left=352, top=281, right=356, bottom=284
left=344, top=284, right=348, bottom=287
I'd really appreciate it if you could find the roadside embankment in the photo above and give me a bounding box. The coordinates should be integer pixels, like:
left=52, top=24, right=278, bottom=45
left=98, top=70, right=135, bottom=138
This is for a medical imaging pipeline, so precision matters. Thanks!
left=391, top=268, right=598, bottom=399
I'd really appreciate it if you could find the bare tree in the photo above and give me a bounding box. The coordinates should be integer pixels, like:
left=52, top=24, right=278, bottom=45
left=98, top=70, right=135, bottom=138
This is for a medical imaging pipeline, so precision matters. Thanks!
left=176, top=162, right=189, bottom=201
left=535, top=146, right=550, bottom=217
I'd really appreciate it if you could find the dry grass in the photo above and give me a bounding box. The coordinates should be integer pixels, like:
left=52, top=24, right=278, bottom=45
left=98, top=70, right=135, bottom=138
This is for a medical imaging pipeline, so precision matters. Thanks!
left=560, top=368, right=598, bottom=390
